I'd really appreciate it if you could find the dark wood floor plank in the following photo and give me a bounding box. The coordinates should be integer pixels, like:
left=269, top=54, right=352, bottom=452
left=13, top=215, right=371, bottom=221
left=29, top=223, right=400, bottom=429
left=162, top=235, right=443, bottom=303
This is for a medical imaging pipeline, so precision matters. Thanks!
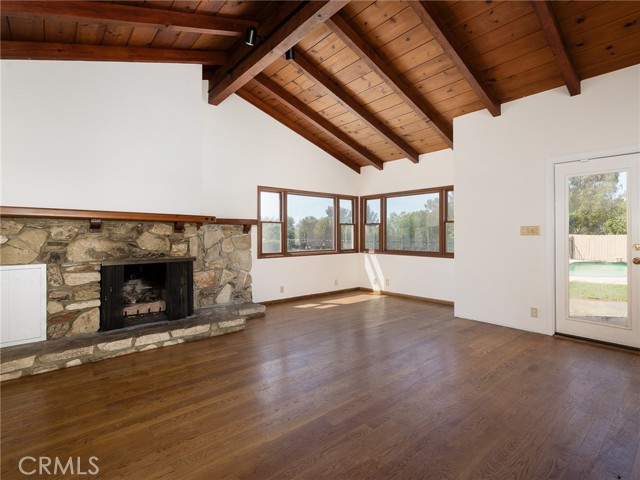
left=2, top=292, right=639, bottom=479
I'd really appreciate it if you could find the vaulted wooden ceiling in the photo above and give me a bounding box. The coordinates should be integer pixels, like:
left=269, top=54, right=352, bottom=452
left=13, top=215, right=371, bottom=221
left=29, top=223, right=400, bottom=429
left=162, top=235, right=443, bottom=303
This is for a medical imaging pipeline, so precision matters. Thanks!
left=2, top=1, right=639, bottom=173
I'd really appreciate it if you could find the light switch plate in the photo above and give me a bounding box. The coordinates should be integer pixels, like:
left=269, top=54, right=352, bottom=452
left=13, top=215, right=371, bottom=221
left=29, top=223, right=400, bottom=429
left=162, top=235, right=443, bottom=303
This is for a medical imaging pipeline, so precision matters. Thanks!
left=520, top=225, right=540, bottom=236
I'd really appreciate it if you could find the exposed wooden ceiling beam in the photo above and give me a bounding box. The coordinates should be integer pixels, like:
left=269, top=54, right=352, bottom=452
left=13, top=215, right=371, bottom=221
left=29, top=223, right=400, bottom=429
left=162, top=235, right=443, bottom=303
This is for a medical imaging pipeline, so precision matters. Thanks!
left=0, top=1, right=257, bottom=37
left=291, top=53, right=421, bottom=163
left=208, top=1, right=347, bottom=106
left=0, top=41, right=228, bottom=65
left=253, top=75, right=383, bottom=170
left=531, top=1, right=581, bottom=96
left=408, top=1, right=501, bottom=117
left=236, top=89, right=361, bottom=173
left=326, top=15, right=453, bottom=150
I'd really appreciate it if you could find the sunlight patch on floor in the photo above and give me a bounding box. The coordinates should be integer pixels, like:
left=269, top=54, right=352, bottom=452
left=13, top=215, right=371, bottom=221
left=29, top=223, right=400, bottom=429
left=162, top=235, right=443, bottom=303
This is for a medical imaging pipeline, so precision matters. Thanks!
left=294, top=294, right=383, bottom=309
left=322, top=294, right=383, bottom=305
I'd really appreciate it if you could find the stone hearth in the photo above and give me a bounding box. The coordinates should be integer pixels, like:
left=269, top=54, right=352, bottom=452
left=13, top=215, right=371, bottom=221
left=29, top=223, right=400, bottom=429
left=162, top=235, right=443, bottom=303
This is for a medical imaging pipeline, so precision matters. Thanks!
left=0, top=302, right=265, bottom=381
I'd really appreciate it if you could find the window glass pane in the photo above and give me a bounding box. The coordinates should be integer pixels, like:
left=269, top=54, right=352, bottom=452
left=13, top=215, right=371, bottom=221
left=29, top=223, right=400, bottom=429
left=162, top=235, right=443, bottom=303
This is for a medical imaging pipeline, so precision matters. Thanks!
left=260, top=191, right=280, bottom=221
left=339, top=199, right=353, bottom=224
left=262, top=223, right=282, bottom=254
left=366, top=198, right=380, bottom=223
left=447, top=190, right=454, bottom=221
left=386, top=193, right=440, bottom=252
left=446, top=223, right=454, bottom=253
left=287, top=194, right=335, bottom=252
left=341, top=224, right=354, bottom=250
left=365, top=225, right=379, bottom=251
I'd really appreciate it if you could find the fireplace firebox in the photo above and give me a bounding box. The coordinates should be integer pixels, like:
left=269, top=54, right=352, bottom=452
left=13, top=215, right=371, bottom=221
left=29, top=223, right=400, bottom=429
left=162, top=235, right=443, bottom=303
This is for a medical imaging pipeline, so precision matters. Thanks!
left=100, top=257, right=194, bottom=331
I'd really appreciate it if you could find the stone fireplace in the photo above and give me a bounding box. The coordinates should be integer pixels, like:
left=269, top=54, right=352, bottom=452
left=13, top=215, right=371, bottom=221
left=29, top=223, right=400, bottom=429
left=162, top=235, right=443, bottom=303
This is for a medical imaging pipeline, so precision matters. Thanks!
left=0, top=216, right=254, bottom=339
left=0, top=213, right=265, bottom=381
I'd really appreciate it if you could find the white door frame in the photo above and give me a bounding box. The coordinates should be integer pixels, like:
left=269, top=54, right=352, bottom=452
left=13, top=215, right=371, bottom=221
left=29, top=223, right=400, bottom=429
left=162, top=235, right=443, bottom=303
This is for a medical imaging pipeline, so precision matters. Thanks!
left=544, top=144, right=640, bottom=339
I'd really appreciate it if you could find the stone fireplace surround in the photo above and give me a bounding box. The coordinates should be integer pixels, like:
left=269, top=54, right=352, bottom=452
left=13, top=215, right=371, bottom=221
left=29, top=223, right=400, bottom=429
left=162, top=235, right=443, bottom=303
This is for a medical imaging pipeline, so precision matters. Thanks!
left=0, top=210, right=265, bottom=381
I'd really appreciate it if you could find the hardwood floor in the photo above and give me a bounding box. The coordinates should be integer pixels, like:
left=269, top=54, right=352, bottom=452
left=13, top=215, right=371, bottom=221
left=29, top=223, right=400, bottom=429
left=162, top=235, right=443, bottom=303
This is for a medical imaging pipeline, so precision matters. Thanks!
left=2, top=292, right=639, bottom=479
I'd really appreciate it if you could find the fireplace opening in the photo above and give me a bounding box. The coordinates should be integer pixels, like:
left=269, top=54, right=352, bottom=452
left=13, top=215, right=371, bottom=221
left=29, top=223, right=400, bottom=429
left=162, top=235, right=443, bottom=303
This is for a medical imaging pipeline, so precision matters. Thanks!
left=101, top=258, right=194, bottom=332
left=122, top=263, right=168, bottom=327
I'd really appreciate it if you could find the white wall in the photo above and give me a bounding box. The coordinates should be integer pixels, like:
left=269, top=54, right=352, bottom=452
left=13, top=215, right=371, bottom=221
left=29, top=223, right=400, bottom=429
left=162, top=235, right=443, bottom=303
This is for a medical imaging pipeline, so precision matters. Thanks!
left=4, top=60, right=638, bottom=321
left=1, top=61, right=203, bottom=214
left=200, top=92, right=457, bottom=303
left=454, top=65, right=640, bottom=335
left=201, top=91, right=362, bottom=302
left=358, top=150, right=455, bottom=302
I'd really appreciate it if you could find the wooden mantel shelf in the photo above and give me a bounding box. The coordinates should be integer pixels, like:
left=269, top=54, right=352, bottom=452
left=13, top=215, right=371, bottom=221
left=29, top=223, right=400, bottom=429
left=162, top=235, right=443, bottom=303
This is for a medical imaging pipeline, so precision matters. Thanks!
left=0, top=206, right=258, bottom=233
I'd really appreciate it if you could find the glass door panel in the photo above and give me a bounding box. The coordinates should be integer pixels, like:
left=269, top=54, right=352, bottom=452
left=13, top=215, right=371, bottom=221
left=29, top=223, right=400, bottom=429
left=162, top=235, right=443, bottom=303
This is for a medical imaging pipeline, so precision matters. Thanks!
left=555, top=153, right=639, bottom=348
left=567, top=171, right=628, bottom=327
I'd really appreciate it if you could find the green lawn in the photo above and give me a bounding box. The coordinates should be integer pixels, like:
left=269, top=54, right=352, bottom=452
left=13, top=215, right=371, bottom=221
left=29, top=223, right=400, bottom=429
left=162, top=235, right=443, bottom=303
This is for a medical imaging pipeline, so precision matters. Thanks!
left=569, top=281, right=627, bottom=301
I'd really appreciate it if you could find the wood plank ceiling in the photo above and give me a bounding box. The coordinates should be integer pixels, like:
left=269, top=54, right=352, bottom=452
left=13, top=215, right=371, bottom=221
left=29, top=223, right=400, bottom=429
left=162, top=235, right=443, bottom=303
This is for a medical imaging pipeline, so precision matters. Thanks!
left=2, top=1, right=639, bottom=173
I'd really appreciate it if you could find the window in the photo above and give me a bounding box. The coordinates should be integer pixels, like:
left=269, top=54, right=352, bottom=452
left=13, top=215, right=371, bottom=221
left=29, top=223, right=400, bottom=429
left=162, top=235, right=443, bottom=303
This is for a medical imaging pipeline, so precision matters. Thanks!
left=259, top=190, right=282, bottom=254
left=258, top=186, right=452, bottom=258
left=445, top=188, right=454, bottom=254
left=339, top=198, right=356, bottom=251
left=258, top=187, right=358, bottom=258
left=361, top=187, right=453, bottom=257
left=287, top=193, right=334, bottom=252
left=363, top=197, right=381, bottom=251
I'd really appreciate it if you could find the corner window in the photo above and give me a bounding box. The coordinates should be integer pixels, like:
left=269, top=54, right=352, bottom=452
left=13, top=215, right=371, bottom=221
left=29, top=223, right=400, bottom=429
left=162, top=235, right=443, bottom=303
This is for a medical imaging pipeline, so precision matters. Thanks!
left=258, top=186, right=452, bottom=258
left=361, top=186, right=453, bottom=258
left=258, top=187, right=358, bottom=258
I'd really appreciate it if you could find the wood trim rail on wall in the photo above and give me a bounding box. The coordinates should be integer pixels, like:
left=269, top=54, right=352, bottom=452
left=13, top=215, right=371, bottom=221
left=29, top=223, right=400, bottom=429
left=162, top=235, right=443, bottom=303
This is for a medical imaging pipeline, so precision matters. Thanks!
left=0, top=206, right=258, bottom=233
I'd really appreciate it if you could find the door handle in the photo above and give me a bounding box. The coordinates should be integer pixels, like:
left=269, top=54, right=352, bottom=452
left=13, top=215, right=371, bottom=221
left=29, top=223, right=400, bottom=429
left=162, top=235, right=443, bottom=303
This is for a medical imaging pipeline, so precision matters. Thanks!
left=634, top=257, right=640, bottom=265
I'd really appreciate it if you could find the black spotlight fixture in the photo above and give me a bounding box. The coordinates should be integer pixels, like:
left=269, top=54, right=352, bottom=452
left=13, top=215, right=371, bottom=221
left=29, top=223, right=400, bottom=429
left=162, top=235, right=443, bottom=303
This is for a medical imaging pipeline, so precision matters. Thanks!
left=285, top=47, right=295, bottom=60
left=245, top=26, right=257, bottom=46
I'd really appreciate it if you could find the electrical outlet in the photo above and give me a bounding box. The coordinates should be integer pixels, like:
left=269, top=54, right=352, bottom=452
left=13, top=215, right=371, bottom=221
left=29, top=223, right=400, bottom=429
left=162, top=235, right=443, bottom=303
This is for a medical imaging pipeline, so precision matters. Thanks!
left=280, top=286, right=284, bottom=293
left=385, top=279, right=390, bottom=286
left=334, top=279, right=339, bottom=286
left=530, top=307, right=538, bottom=318
left=373, top=278, right=378, bottom=285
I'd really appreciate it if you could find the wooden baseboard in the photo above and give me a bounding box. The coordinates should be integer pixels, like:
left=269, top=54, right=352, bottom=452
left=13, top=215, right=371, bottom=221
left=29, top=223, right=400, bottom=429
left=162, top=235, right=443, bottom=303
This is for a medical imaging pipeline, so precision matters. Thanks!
left=261, top=287, right=454, bottom=307
left=261, top=288, right=361, bottom=306
left=358, top=288, right=454, bottom=306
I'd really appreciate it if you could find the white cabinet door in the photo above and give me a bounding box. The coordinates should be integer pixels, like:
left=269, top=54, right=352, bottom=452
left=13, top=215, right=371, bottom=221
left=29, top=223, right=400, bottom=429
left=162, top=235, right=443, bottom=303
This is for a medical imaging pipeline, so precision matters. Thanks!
left=0, top=264, right=47, bottom=347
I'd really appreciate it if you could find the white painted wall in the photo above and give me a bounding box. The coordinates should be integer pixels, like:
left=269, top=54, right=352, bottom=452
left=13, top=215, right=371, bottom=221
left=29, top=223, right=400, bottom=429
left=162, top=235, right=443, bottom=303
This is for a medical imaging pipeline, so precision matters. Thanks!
left=3, top=60, right=637, bottom=321
left=454, top=65, right=640, bottom=335
left=358, top=150, right=455, bottom=302
left=201, top=90, right=359, bottom=218
left=1, top=61, right=203, bottom=214
left=201, top=90, right=362, bottom=303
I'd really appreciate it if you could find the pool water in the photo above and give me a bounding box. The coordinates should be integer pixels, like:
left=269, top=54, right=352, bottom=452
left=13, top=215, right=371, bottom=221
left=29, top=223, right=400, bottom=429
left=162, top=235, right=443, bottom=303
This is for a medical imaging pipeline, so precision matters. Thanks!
left=569, top=261, right=627, bottom=278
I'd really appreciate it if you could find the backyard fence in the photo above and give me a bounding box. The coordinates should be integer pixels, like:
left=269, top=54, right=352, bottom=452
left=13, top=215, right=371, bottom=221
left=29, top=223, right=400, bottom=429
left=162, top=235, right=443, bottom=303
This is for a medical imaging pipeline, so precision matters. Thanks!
left=570, top=235, right=627, bottom=262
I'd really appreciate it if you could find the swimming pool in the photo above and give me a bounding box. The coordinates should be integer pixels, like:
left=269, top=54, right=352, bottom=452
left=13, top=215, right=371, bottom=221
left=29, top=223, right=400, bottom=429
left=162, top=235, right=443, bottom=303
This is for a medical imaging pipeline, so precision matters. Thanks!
left=569, top=261, right=627, bottom=278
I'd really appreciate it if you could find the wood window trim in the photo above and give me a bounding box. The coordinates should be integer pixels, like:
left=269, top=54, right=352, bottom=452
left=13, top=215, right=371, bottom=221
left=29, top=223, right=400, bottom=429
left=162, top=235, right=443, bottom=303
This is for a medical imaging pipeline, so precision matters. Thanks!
left=361, top=186, right=454, bottom=259
left=338, top=198, right=358, bottom=253
left=258, top=186, right=359, bottom=259
left=444, top=186, right=455, bottom=256
left=258, top=186, right=453, bottom=259
left=361, top=196, right=383, bottom=254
